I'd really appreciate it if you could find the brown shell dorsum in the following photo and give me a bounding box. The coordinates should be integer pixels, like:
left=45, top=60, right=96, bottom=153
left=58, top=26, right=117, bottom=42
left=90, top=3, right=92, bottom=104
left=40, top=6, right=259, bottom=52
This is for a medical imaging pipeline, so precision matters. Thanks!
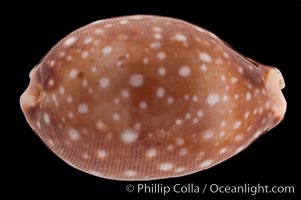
left=20, top=15, right=286, bottom=180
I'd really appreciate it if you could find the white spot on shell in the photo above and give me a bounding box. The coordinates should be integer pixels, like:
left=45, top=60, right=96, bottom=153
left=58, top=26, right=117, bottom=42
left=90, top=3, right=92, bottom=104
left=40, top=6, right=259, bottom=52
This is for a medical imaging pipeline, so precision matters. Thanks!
left=78, top=104, right=89, bottom=114
left=246, top=92, right=252, bottom=101
left=175, top=119, right=182, bottom=125
left=124, top=170, right=137, bottom=177
left=207, top=94, right=220, bottom=105
left=59, top=86, right=65, bottom=94
left=102, top=46, right=112, bottom=55
left=66, top=55, right=72, bottom=61
left=219, top=131, right=225, bottom=137
left=233, top=121, right=242, bottom=129
left=112, top=113, right=120, bottom=121
left=89, top=170, right=103, bottom=177
left=59, top=51, right=65, bottom=58
left=159, top=163, right=173, bottom=171
left=175, top=167, right=185, bottom=173
left=244, top=111, right=250, bottom=119
left=234, top=134, right=244, bottom=141
left=175, top=138, right=184, bottom=146
left=153, top=27, right=162, bottom=32
left=97, top=149, right=107, bottom=159
left=96, top=120, right=106, bottom=131
left=36, top=122, right=41, bottom=129
left=121, top=89, right=129, bottom=98
left=179, top=66, right=191, bottom=77
left=83, top=37, right=93, bottom=44
left=175, top=33, right=187, bottom=42
left=193, top=118, right=199, bottom=124
left=143, top=58, right=149, bottom=64
left=139, top=101, right=147, bottom=109
left=91, top=66, right=97, bottom=73
left=231, top=77, right=238, bottom=84
left=197, top=110, right=204, bottom=117
left=156, top=87, right=165, bottom=98
left=154, top=33, right=162, bottom=39
left=99, top=77, right=110, bottom=88
left=238, top=67, right=244, bottom=74
left=179, top=148, right=188, bottom=156
left=202, top=130, right=214, bottom=140
left=66, top=96, right=73, bottom=103
left=199, top=159, right=213, bottom=168
left=167, top=96, right=174, bottom=104
left=48, top=139, right=54, bottom=146
left=49, top=60, right=55, bottom=67
left=129, top=74, right=144, bottom=87
left=265, top=102, right=270, bottom=109
left=69, top=69, right=77, bottom=79
left=119, top=19, right=128, bottom=25
left=68, top=129, right=80, bottom=141
left=68, top=112, right=74, bottom=119
left=150, top=42, right=161, bottom=49
left=192, top=96, right=198, bottom=102
left=43, top=113, right=50, bottom=125
left=200, top=64, right=207, bottom=72
left=185, top=113, right=191, bottom=119
left=157, top=52, right=166, bottom=60
left=222, top=94, right=228, bottom=102
left=219, top=147, right=227, bottom=154
left=95, top=29, right=103, bottom=34
left=158, top=67, right=166, bottom=76
left=121, top=129, right=138, bottom=144
left=51, top=94, right=58, bottom=107
left=81, top=51, right=89, bottom=59
left=82, top=79, right=88, bottom=87
left=146, top=149, right=157, bottom=158
left=199, top=52, right=212, bottom=63
left=64, top=37, right=77, bottom=47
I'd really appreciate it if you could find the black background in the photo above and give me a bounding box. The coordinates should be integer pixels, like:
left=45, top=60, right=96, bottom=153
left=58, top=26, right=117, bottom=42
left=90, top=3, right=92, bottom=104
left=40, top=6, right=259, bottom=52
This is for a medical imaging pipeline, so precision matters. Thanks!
left=7, top=0, right=300, bottom=199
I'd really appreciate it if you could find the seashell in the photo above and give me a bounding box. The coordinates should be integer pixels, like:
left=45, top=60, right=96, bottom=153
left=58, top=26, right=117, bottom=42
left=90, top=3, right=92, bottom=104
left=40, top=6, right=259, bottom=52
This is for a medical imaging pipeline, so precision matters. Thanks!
left=20, top=15, right=286, bottom=180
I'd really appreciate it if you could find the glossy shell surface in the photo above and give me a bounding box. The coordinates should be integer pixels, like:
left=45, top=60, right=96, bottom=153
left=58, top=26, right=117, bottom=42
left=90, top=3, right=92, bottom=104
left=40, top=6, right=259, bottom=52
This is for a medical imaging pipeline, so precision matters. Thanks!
left=20, top=15, right=286, bottom=180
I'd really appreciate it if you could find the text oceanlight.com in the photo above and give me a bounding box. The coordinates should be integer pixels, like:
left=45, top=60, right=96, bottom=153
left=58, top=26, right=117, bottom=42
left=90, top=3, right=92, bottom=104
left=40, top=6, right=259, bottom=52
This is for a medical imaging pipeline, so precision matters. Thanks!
left=126, top=183, right=295, bottom=195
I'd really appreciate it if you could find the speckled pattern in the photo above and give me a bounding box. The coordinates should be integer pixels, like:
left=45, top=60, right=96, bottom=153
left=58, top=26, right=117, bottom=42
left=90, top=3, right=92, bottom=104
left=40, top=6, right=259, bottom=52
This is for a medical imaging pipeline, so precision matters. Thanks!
left=20, top=15, right=286, bottom=180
